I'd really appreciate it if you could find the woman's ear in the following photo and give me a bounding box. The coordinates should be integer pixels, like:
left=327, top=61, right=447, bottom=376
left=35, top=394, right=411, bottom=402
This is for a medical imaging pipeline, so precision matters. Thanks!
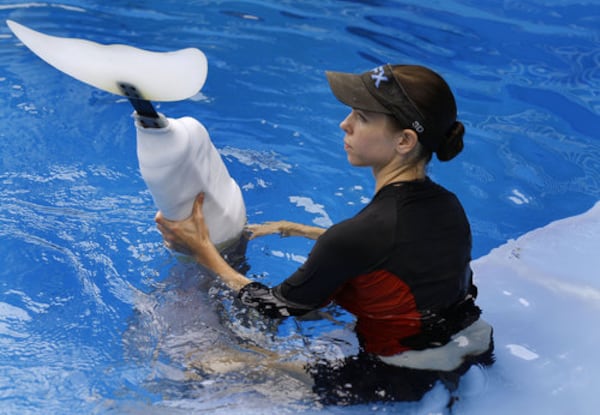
left=396, top=129, right=419, bottom=154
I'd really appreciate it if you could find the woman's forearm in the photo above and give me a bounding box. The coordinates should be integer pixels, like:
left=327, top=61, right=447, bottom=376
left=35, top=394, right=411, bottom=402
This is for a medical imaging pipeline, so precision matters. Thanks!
left=284, top=222, right=326, bottom=239
left=247, top=220, right=326, bottom=240
left=193, top=241, right=251, bottom=292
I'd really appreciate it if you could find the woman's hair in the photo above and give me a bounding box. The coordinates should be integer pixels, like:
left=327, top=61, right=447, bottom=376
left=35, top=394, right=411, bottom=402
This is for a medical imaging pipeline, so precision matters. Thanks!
left=392, top=65, right=465, bottom=162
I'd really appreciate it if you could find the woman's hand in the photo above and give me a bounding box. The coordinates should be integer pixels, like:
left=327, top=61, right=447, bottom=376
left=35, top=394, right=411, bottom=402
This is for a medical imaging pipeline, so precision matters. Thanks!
left=155, top=193, right=252, bottom=291
left=155, top=193, right=212, bottom=259
left=246, top=221, right=326, bottom=240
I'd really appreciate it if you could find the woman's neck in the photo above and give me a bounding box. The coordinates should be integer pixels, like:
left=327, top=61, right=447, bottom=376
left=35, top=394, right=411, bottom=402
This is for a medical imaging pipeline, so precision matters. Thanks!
left=373, top=163, right=426, bottom=193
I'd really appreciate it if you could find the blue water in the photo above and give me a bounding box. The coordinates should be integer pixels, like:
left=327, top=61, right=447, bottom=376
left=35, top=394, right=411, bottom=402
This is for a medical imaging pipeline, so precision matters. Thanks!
left=0, top=1, right=599, bottom=414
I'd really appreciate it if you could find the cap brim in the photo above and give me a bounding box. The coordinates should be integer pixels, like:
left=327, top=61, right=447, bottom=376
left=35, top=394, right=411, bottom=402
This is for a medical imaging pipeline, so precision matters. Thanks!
left=326, top=70, right=390, bottom=114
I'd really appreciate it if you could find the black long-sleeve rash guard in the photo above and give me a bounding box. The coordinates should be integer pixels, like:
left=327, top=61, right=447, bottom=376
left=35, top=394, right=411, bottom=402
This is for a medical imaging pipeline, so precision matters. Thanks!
left=238, top=177, right=479, bottom=355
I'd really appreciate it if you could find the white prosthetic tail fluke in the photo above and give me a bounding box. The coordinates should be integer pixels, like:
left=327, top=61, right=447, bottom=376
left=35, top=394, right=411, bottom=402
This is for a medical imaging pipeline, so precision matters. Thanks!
left=6, top=20, right=207, bottom=101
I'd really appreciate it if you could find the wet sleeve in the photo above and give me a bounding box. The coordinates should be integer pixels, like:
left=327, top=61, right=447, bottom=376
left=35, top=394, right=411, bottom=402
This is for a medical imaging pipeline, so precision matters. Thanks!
left=237, top=282, right=314, bottom=318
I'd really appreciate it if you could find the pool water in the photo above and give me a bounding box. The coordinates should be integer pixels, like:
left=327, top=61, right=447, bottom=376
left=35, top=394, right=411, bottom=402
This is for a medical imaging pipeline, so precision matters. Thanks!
left=0, top=1, right=599, bottom=414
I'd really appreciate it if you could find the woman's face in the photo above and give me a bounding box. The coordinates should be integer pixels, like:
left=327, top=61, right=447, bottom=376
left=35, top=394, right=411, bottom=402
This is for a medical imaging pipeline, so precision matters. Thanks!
left=339, top=109, right=400, bottom=168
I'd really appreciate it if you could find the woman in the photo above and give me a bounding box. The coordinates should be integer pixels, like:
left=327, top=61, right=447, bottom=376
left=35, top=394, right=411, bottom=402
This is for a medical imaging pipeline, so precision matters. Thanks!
left=155, top=64, right=494, bottom=405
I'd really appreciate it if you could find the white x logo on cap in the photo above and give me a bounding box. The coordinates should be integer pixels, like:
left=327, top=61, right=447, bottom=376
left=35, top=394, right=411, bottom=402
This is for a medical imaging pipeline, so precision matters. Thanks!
left=371, top=66, right=388, bottom=88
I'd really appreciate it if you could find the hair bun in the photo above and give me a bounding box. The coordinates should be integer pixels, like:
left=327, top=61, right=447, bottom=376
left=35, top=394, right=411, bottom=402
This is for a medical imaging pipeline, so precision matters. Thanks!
left=436, top=121, right=465, bottom=161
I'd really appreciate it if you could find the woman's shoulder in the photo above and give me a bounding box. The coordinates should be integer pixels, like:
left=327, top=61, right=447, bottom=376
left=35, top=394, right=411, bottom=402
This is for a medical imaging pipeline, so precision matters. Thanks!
left=320, top=199, right=397, bottom=251
left=390, top=177, right=463, bottom=207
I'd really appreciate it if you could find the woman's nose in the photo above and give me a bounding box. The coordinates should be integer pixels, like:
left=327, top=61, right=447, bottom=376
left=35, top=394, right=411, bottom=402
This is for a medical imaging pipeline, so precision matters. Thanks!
left=340, top=112, right=352, bottom=132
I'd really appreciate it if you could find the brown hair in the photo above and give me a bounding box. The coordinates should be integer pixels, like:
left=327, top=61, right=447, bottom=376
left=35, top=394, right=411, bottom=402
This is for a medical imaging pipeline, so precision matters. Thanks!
left=391, top=65, right=465, bottom=162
